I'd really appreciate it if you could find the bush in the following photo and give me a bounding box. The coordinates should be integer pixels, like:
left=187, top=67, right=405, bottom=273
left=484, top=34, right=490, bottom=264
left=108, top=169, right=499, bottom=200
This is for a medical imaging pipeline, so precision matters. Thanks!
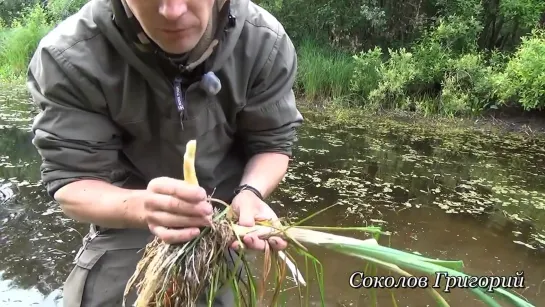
left=260, top=0, right=545, bottom=115
left=367, top=48, right=418, bottom=110
left=350, top=47, right=383, bottom=102
left=46, top=0, right=89, bottom=24
left=494, top=29, right=545, bottom=110
left=347, top=9, right=512, bottom=116
left=439, top=53, right=497, bottom=116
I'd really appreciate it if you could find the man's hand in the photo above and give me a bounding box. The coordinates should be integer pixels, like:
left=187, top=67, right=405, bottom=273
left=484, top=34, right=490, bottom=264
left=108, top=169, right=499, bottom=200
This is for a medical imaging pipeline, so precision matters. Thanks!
left=143, top=177, right=213, bottom=244
left=229, top=190, right=287, bottom=251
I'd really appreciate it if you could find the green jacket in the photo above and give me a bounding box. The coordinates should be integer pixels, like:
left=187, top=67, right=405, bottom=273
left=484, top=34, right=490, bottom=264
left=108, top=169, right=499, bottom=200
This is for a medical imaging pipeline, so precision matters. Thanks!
left=27, top=0, right=303, bottom=202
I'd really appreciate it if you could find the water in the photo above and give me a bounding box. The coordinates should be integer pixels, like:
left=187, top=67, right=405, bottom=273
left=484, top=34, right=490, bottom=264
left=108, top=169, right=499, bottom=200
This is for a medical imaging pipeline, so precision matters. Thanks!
left=0, top=85, right=544, bottom=306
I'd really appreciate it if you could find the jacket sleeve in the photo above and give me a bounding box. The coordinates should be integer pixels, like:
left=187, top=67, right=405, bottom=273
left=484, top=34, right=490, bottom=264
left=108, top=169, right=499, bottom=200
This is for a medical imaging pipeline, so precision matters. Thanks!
left=237, top=25, right=304, bottom=158
left=27, top=44, right=126, bottom=198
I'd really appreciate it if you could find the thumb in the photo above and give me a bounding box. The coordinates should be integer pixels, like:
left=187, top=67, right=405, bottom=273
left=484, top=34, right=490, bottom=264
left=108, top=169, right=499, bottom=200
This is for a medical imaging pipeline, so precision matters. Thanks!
left=237, top=205, right=256, bottom=227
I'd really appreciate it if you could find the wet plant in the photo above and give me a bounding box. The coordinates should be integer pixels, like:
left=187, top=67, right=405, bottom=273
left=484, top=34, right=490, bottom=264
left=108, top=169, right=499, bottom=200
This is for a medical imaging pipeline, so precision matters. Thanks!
left=123, top=140, right=537, bottom=307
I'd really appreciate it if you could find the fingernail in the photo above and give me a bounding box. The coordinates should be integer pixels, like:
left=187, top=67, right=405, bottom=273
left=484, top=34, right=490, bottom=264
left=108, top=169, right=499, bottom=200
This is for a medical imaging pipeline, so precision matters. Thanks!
left=200, top=188, right=208, bottom=199
left=270, top=238, right=277, bottom=246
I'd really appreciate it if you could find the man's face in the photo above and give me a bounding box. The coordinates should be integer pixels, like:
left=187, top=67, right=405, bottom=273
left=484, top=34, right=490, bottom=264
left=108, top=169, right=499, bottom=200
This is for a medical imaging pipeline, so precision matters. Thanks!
left=125, top=0, right=215, bottom=54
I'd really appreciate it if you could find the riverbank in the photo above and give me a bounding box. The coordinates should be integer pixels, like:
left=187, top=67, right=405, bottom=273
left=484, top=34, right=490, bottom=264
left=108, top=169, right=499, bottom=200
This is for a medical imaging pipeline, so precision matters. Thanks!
left=3, top=78, right=545, bottom=142
left=297, top=97, right=545, bottom=141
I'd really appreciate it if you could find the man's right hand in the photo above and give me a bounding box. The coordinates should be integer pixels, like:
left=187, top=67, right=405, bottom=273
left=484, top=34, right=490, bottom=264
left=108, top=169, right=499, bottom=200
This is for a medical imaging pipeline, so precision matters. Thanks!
left=143, top=177, right=213, bottom=244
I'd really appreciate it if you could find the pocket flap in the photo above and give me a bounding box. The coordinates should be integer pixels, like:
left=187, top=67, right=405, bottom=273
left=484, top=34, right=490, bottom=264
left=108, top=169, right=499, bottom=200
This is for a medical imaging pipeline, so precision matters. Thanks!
left=77, top=248, right=106, bottom=270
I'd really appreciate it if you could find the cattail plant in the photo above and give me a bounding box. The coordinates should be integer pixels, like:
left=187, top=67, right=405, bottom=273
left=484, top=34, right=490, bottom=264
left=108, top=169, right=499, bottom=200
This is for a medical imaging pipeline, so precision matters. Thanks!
left=123, top=140, right=535, bottom=307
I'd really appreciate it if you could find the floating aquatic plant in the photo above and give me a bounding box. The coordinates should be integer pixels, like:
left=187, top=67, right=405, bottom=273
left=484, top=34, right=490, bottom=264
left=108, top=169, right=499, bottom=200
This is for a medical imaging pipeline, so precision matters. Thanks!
left=123, top=140, right=536, bottom=307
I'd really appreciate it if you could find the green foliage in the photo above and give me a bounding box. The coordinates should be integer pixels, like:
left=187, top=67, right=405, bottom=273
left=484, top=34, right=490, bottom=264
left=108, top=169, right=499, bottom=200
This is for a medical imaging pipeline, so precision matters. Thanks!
left=349, top=14, right=496, bottom=116
left=434, top=0, right=482, bottom=18
left=0, top=0, right=37, bottom=25
left=494, top=29, right=545, bottom=110
left=439, top=53, right=497, bottom=116
left=295, top=38, right=353, bottom=102
left=500, top=0, right=545, bottom=29
left=46, top=0, right=89, bottom=23
left=428, top=15, right=483, bottom=53
left=343, top=2, right=545, bottom=116
left=350, top=47, right=383, bottom=100
left=257, top=0, right=427, bottom=51
left=0, top=0, right=89, bottom=81
left=367, top=48, right=418, bottom=110
left=258, top=0, right=545, bottom=116
left=0, top=3, right=52, bottom=81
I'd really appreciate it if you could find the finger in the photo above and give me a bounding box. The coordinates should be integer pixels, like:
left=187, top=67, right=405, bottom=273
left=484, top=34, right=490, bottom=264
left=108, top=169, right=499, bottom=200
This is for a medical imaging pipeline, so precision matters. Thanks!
left=149, top=224, right=200, bottom=244
left=245, top=226, right=277, bottom=239
left=237, top=206, right=256, bottom=227
left=254, top=214, right=269, bottom=222
left=145, top=193, right=213, bottom=217
left=254, top=215, right=282, bottom=229
left=147, top=177, right=207, bottom=201
left=243, top=233, right=267, bottom=251
left=268, top=236, right=287, bottom=251
left=146, top=211, right=212, bottom=228
left=230, top=240, right=243, bottom=251
left=255, top=209, right=280, bottom=223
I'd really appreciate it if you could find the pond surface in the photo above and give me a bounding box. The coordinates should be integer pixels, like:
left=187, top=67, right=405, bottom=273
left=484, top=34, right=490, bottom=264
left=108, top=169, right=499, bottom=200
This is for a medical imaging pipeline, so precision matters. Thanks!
left=0, top=85, right=544, bottom=306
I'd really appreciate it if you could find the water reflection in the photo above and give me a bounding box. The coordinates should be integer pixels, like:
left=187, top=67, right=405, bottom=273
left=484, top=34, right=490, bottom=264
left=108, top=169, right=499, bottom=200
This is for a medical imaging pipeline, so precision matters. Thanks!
left=0, top=86, right=86, bottom=306
left=0, top=86, right=543, bottom=306
left=256, top=204, right=544, bottom=306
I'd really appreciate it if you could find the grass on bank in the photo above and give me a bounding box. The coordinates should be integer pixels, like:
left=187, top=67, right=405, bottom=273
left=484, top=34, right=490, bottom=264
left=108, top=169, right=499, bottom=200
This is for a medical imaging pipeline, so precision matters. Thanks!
left=123, top=139, right=536, bottom=307
left=0, top=4, right=53, bottom=82
left=294, top=38, right=354, bottom=103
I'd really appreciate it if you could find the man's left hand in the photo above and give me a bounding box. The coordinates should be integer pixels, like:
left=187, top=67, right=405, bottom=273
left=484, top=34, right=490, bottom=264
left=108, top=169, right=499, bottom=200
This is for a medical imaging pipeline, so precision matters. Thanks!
left=229, top=190, right=287, bottom=251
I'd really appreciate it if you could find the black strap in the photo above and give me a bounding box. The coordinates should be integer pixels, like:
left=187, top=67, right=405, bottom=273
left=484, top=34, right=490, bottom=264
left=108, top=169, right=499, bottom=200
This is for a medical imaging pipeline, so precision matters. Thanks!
left=234, top=184, right=264, bottom=201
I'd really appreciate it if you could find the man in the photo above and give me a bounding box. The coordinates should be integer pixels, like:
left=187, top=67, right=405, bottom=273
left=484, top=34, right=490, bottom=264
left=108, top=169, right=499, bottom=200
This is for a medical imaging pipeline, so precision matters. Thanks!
left=26, top=0, right=303, bottom=306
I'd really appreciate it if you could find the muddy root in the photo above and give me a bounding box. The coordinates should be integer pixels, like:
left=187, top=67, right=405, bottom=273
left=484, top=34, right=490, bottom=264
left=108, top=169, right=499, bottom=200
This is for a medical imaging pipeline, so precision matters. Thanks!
left=124, top=214, right=236, bottom=307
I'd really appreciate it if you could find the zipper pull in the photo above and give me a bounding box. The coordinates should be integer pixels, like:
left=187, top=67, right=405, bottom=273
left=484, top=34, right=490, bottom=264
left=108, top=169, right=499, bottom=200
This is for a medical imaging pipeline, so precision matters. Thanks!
left=173, top=76, right=186, bottom=129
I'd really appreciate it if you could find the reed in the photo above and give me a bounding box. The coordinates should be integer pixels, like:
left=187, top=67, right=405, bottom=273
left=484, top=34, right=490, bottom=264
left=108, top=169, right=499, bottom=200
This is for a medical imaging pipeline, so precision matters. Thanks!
left=123, top=140, right=535, bottom=307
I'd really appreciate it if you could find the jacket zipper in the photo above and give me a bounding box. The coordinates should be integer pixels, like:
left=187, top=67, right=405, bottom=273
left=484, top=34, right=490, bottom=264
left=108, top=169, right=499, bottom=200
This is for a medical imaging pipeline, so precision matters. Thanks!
left=173, top=76, right=186, bottom=130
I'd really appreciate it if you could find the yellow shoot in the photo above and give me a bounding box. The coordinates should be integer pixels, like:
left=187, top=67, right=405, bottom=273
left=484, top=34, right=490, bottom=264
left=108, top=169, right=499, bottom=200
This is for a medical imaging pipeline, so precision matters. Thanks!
left=183, top=140, right=199, bottom=186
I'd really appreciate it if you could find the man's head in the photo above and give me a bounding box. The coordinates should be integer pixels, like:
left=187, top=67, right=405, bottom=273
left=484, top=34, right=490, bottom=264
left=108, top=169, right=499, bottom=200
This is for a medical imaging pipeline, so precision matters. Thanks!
left=124, top=0, right=215, bottom=54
